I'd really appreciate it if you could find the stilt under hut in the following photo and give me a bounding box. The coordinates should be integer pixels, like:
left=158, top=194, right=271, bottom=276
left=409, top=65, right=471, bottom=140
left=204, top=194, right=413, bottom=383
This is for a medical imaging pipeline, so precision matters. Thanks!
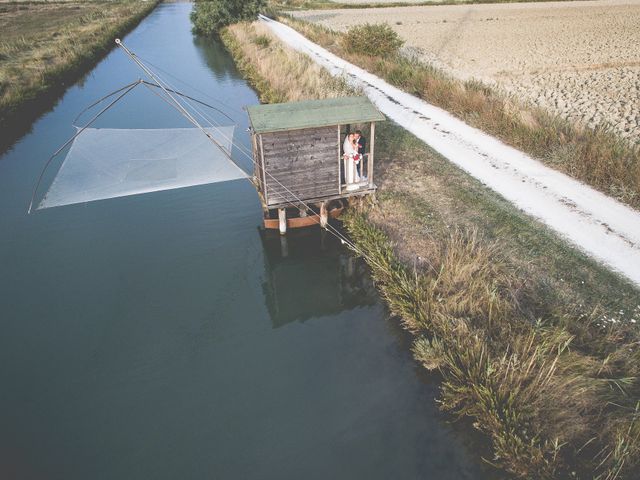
left=246, top=96, right=385, bottom=234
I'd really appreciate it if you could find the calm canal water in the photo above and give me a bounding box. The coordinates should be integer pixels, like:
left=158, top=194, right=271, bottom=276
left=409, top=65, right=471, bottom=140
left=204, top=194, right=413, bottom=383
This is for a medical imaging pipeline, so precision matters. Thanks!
left=0, top=3, right=493, bottom=479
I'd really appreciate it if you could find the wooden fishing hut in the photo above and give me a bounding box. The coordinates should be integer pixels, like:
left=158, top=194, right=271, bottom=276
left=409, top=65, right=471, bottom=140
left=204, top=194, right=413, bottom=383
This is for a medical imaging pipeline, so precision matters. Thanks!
left=247, top=96, right=385, bottom=234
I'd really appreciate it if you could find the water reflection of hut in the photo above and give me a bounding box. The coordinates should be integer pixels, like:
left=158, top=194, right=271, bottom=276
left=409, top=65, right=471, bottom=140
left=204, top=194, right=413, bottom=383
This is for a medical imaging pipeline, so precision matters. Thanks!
left=260, top=229, right=377, bottom=328
left=247, top=96, right=385, bottom=234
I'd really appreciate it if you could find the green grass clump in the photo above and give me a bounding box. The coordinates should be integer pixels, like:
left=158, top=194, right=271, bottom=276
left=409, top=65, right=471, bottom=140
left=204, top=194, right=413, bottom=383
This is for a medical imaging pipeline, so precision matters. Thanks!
left=342, top=23, right=404, bottom=58
left=253, top=34, right=272, bottom=48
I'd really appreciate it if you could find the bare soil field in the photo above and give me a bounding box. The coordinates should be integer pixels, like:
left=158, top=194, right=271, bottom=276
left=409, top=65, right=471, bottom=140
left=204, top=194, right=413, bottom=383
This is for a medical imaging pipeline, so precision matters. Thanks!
left=293, top=0, right=640, bottom=144
left=328, top=0, right=447, bottom=3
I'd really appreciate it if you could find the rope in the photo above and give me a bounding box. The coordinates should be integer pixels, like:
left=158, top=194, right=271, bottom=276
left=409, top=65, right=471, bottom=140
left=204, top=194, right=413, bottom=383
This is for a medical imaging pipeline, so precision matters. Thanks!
left=131, top=52, right=246, bottom=117
left=136, top=57, right=363, bottom=251
left=72, top=79, right=142, bottom=126
left=116, top=39, right=384, bottom=269
left=140, top=81, right=236, bottom=124
left=115, top=39, right=248, bottom=180
left=134, top=55, right=255, bottom=161
left=30, top=38, right=382, bottom=270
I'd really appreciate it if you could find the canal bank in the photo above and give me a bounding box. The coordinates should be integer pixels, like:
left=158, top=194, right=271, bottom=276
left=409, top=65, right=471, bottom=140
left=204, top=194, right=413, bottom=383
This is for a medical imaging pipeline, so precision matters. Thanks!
left=0, top=3, right=493, bottom=479
left=218, top=18, right=640, bottom=480
left=0, top=0, right=161, bottom=152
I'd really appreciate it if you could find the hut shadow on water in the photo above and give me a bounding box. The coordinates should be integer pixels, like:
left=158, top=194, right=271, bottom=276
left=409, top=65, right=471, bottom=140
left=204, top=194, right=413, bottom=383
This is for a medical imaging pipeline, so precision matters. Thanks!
left=259, top=227, right=377, bottom=329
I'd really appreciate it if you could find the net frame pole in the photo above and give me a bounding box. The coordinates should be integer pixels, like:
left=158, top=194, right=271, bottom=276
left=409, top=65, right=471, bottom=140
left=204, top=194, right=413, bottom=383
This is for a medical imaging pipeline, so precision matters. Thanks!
left=28, top=81, right=141, bottom=214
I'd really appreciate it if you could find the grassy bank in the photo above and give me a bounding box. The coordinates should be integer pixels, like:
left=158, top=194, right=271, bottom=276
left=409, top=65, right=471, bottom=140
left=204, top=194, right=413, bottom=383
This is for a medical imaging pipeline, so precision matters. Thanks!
left=220, top=20, right=640, bottom=479
left=276, top=16, right=640, bottom=210
left=0, top=0, right=160, bottom=148
left=220, top=21, right=354, bottom=104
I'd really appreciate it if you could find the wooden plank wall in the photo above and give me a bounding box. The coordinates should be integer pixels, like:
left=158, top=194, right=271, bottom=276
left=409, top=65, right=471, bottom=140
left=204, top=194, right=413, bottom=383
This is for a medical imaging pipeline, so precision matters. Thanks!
left=261, top=126, right=339, bottom=206
left=252, top=133, right=262, bottom=191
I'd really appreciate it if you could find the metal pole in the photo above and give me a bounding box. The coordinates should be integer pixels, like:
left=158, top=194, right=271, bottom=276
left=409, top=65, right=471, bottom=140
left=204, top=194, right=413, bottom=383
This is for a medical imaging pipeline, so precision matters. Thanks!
left=115, top=38, right=247, bottom=179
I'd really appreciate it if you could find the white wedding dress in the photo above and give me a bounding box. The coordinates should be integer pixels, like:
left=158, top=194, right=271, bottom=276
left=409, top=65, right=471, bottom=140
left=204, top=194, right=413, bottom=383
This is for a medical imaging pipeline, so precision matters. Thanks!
left=342, top=137, right=360, bottom=190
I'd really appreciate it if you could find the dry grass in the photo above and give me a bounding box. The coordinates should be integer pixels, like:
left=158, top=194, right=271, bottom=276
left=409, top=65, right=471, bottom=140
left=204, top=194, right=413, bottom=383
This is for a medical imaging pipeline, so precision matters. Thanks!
left=351, top=118, right=640, bottom=478
left=0, top=1, right=159, bottom=132
left=221, top=20, right=640, bottom=479
left=278, top=16, right=640, bottom=209
left=222, top=21, right=354, bottom=103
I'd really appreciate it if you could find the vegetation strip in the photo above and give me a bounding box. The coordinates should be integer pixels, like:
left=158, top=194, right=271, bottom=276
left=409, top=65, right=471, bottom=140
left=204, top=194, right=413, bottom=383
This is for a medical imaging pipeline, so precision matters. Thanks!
left=276, top=16, right=640, bottom=210
left=0, top=0, right=160, bottom=149
left=215, top=17, right=640, bottom=479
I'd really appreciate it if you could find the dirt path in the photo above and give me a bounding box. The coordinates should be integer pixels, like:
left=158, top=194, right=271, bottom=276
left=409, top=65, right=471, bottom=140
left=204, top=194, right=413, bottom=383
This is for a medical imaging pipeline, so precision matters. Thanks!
left=260, top=14, right=640, bottom=287
left=293, top=0, right=640, bottom=144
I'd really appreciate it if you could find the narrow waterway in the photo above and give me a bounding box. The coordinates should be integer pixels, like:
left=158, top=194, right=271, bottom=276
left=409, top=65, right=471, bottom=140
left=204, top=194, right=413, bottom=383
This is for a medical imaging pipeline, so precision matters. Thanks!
left=0, top=3, right=493, bottom=479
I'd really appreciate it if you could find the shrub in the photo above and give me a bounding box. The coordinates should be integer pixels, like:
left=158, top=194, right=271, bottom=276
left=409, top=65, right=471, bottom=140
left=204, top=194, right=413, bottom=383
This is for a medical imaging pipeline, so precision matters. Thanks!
left=253, top=34, right=271, bottom=48
left=190, top=0, right=266, bottom=36
left=342, top=23, right=404, bottom=59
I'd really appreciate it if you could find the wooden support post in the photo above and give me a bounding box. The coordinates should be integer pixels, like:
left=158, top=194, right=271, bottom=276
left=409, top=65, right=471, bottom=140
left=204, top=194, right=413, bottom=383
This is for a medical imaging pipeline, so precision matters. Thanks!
left=369, top=122, right=375, bottom=189
left=278, top=208, right=287, bottom=235
left=280, top=235, right=289, bottom=258
left=320, top=201, right=328, bottom=229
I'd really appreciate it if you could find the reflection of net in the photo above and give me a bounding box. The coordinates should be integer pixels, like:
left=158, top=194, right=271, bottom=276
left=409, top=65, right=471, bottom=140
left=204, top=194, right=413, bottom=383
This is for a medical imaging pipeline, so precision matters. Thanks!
left=39, top=127, right=244, bottom=209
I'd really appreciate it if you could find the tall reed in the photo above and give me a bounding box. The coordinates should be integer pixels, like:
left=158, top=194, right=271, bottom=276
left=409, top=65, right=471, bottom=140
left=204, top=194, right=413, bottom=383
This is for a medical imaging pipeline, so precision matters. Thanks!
left=345, top=212, right=640, bottom=479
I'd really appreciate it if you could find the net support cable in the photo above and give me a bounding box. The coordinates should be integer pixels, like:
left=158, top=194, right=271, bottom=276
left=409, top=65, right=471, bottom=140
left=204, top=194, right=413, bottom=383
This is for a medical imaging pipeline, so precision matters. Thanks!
left=117, top=40, right=384, bottom=269
left=30, top=39, right=382, bottom=270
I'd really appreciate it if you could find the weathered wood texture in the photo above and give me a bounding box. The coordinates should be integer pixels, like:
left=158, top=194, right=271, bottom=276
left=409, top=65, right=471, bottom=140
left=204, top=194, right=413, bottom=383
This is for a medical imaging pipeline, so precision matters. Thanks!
left=266, top=186, right=376, bottom=210
left=252, top=133, right=263, bottom=191
left=261, top=126, right=339, bottom=206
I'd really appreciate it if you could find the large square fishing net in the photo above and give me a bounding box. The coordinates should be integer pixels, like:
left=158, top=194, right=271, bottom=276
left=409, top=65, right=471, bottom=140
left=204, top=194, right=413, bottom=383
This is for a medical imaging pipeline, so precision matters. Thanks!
left=38, top=126, right=244, bottom=209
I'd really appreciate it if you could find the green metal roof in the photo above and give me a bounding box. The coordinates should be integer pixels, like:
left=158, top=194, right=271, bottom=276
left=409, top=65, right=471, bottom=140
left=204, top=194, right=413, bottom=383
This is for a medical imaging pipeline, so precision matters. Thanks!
left=246, top=96, right=385, bottom=134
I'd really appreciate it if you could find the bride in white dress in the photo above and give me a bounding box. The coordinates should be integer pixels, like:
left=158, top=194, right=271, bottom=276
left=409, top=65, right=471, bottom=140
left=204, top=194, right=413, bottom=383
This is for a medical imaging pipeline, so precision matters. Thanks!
left=342, top=133, right=360, bottom=189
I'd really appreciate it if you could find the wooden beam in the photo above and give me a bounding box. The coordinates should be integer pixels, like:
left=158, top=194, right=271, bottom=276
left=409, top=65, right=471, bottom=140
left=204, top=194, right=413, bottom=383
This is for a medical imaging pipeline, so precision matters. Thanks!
left=266, top=186, right=376, bottom=210
left=369, top=122, right=375, bottom=189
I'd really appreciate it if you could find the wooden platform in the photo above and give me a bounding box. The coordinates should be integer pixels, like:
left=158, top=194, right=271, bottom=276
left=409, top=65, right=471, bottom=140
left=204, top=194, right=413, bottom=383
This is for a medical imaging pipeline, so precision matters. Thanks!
left=263, top=204, right=345, bottom=230
left=262, top=184, right=376, bottom=211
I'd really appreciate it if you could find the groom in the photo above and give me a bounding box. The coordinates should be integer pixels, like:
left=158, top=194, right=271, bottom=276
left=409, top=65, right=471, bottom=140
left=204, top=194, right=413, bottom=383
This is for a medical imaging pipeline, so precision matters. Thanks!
left=355, top=130, right=366, bottom=178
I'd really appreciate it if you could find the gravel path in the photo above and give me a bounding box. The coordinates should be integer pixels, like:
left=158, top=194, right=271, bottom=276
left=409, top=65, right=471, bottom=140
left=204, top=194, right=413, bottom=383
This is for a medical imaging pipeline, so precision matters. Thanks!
left=261, top=14, right=640, bottom=287
left=293, top=0, right=640, bottom=144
